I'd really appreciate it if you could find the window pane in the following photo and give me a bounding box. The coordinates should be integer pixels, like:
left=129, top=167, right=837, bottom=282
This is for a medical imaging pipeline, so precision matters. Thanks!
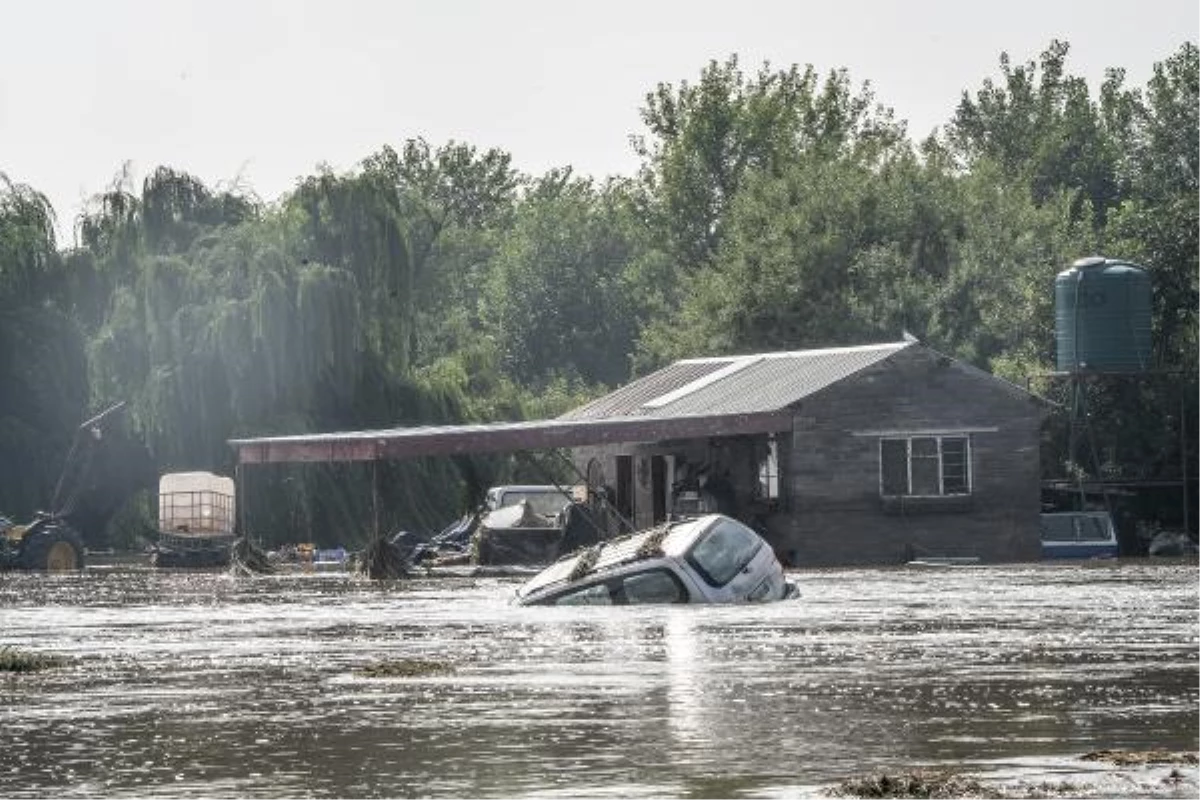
left=687, top=518, right=762, bottom=586
left=881, top=439, right=908, bottom=496
left=502, top=490, right=571, bottom=516
left=1040, top=516, right=1075, bottom=541
left=758, top=438, right=779, bottom=500
left=910, top=437, right=940, bottom=495
left=553, top=583, right=613, bottom=605
left=942, top=438, right=969, bottom=494
left=622, top=570, right=686, bottom=603
left=910, top=437, right=937, bottom=457
left=1076, top=517, right=1111, bottom=541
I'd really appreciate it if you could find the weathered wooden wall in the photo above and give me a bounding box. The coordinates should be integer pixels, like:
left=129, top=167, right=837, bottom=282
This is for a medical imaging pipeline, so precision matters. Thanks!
left=574, top=346, right=1045, bottom=567
left=780, top=346, right=1044, bottom=566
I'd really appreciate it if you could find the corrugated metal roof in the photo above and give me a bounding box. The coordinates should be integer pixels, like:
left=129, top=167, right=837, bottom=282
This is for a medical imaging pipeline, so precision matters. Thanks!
left=230, top=342, right=927, bottom=465
left=562, top=342, right=910, bottom=420
left=563, top=359, right=737, bottom=420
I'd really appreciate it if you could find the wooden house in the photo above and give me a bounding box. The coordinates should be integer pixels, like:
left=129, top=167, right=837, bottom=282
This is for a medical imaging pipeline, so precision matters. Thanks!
left=563, top=341, right=1047, bottom=566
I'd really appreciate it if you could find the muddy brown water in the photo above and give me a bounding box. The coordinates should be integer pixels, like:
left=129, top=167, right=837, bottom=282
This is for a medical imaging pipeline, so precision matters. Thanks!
left=2, top=561, right=1196, bottom=798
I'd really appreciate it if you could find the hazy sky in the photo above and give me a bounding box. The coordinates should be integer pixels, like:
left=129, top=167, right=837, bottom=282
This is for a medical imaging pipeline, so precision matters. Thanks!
left=2, top=0, right=1195, bottom=243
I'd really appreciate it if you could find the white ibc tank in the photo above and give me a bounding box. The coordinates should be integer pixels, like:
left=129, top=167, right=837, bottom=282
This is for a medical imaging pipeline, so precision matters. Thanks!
left=158, top=471, right=236, bottom=535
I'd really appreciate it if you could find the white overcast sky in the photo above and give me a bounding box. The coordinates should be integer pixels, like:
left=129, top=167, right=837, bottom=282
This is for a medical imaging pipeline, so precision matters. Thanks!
left=1, top=0, right=1195, bottom=243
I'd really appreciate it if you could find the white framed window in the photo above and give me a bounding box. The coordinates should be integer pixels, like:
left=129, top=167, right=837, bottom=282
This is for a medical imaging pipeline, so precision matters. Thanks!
left=879, top=435, right=971, bottom=497
left=757, top=435, right=779, bottom=500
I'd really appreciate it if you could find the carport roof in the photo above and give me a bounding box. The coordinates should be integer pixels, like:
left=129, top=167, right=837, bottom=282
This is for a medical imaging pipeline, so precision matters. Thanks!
left=230, top=410, right=795, bottom=465
left=229, top=341, right=914, bottom=465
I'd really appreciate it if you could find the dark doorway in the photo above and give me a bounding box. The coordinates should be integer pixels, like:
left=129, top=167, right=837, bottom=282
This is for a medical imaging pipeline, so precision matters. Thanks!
left=652, top=455, right=667, bottom=524
left=615, top=455, right=633, bottom=523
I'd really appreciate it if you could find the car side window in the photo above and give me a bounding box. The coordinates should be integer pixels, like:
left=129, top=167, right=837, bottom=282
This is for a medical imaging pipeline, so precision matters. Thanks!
left=686, top=518, right=762, bottom=587
left=552, top=583, right=613, bottom=606
left=621, top=570, right=687, bottom=604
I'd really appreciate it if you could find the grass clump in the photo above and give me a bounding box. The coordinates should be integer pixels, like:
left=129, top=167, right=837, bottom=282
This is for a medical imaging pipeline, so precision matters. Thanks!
left=0, top=645, right=66, bottom=673
left=1082, top=749, right=1199, bottom=766
left=829, top=770, right=998, bottom=799
left=357, top=658, right=454, bottom=678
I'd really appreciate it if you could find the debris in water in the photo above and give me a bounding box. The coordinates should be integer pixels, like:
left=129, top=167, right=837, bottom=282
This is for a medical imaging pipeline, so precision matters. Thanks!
left=1081, top=749, right=1199, bottom=766
left=565, top=544, right=602, bottom=582
left=635, top=523, right=670, bottom=559
left=357, top=534, right=410, bottom=580
left=827, top=770, right=998, bottom=798
left=357, top=658, right=454, bottom=678
left=0, top=645, right=65, bottom=673
left=229, top=536, right=275, bottom=576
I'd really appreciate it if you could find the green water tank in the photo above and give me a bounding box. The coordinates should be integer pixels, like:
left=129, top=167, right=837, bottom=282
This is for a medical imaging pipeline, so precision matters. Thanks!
left=1055, top=256, right=1152, bottom=372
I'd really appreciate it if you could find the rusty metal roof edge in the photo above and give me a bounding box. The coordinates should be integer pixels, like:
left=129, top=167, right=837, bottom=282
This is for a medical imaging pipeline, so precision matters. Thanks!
left=230, top=410, right=795, bottom=447
left=230, top=410, right=795, bottom=464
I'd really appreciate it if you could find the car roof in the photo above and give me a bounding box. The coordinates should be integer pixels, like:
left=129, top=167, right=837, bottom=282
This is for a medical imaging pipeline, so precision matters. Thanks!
left=517, top=515, right=721, bottom=597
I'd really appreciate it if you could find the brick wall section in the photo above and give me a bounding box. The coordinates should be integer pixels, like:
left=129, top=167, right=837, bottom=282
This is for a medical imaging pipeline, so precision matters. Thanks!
left=783, top=346, right=1044, bottom=566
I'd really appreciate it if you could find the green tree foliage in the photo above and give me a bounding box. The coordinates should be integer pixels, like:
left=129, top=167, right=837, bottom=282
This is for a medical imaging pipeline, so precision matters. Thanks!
left=950, top=40, right=1123, bottom=225
left=631, top=56, right=906, bottom=368
left=361, top=139, right=519, bottom=371
left=1102, top=43, right=1198, bottom=372
left=0, top=174, right=58, bottom=307
left=0, top=175, right=91, bottom=520
left=634, top=55, right=904, bottom=276
left=484, top=170, right=641, bottom=387
left=1, top=39, right=1194, bottom=545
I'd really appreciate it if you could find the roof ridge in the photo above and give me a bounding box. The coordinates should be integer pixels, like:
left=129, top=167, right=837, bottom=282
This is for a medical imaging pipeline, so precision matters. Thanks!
left=676, top=341, right=909, bottom=363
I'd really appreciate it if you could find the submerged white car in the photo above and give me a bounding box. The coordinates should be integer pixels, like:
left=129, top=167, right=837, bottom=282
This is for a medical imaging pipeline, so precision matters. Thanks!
left=514, top=514, right=798, bottom=606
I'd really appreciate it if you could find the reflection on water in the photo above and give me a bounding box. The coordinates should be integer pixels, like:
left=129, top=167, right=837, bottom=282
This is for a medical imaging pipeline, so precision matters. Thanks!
left=1, top=562, right=1196, bottom=798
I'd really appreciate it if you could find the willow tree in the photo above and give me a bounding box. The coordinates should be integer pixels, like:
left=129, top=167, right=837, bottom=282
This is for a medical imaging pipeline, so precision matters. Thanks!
left=359, top=139, right=519, bottom=372
left=484, top=170, right=642, bottom=388
left=290, top=167, right=411, bottom=374
left=0, top=174, right=90, bottom=518
left=1, top=173, right=58, bottom=305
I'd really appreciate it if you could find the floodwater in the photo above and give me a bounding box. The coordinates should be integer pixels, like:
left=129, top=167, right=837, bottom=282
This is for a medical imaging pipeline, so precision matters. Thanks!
left=1, top=561, right=1196, bottom=798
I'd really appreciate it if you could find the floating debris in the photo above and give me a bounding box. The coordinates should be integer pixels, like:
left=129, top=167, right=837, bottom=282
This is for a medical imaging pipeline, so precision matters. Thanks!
left=0, top=645, right=65, bottom=673
left=358, top=534, right=410, bottom=580
left=635, top=524, right=670, bottom=559
left=229, top=536, right=275, bottom=576
left=1081, top=749, right=1199, bottom=766
left=357, top=658, right=454, bottom=678
left=828, top=770, right=998, bottom=799
left=565, top=544, right=602, bottom=582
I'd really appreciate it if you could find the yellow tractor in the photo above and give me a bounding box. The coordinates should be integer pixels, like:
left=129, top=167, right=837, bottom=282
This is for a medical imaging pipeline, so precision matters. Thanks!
left=1, top=512, right=86, bottom=571
left=0, top=402, right=125, bottom=573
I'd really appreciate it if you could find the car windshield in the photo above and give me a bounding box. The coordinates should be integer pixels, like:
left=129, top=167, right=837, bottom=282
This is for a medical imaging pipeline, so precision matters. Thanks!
left=1041, top=515, right=1114, bottom=542
left=686, top=518, right=763, bottom=587
left=1075, top=516, right=1113, bottom=541
left=549, top=568, right=688, bottom=606
left=498, top=490, right=570, bottom=517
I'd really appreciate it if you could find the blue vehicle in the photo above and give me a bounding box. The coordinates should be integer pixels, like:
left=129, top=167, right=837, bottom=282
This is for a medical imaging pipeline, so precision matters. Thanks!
left=1040, top=511, right=1119, bottom=559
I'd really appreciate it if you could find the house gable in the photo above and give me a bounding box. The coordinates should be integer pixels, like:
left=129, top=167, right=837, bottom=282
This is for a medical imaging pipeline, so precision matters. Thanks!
left=782, top=344, right=1043, bottom=566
